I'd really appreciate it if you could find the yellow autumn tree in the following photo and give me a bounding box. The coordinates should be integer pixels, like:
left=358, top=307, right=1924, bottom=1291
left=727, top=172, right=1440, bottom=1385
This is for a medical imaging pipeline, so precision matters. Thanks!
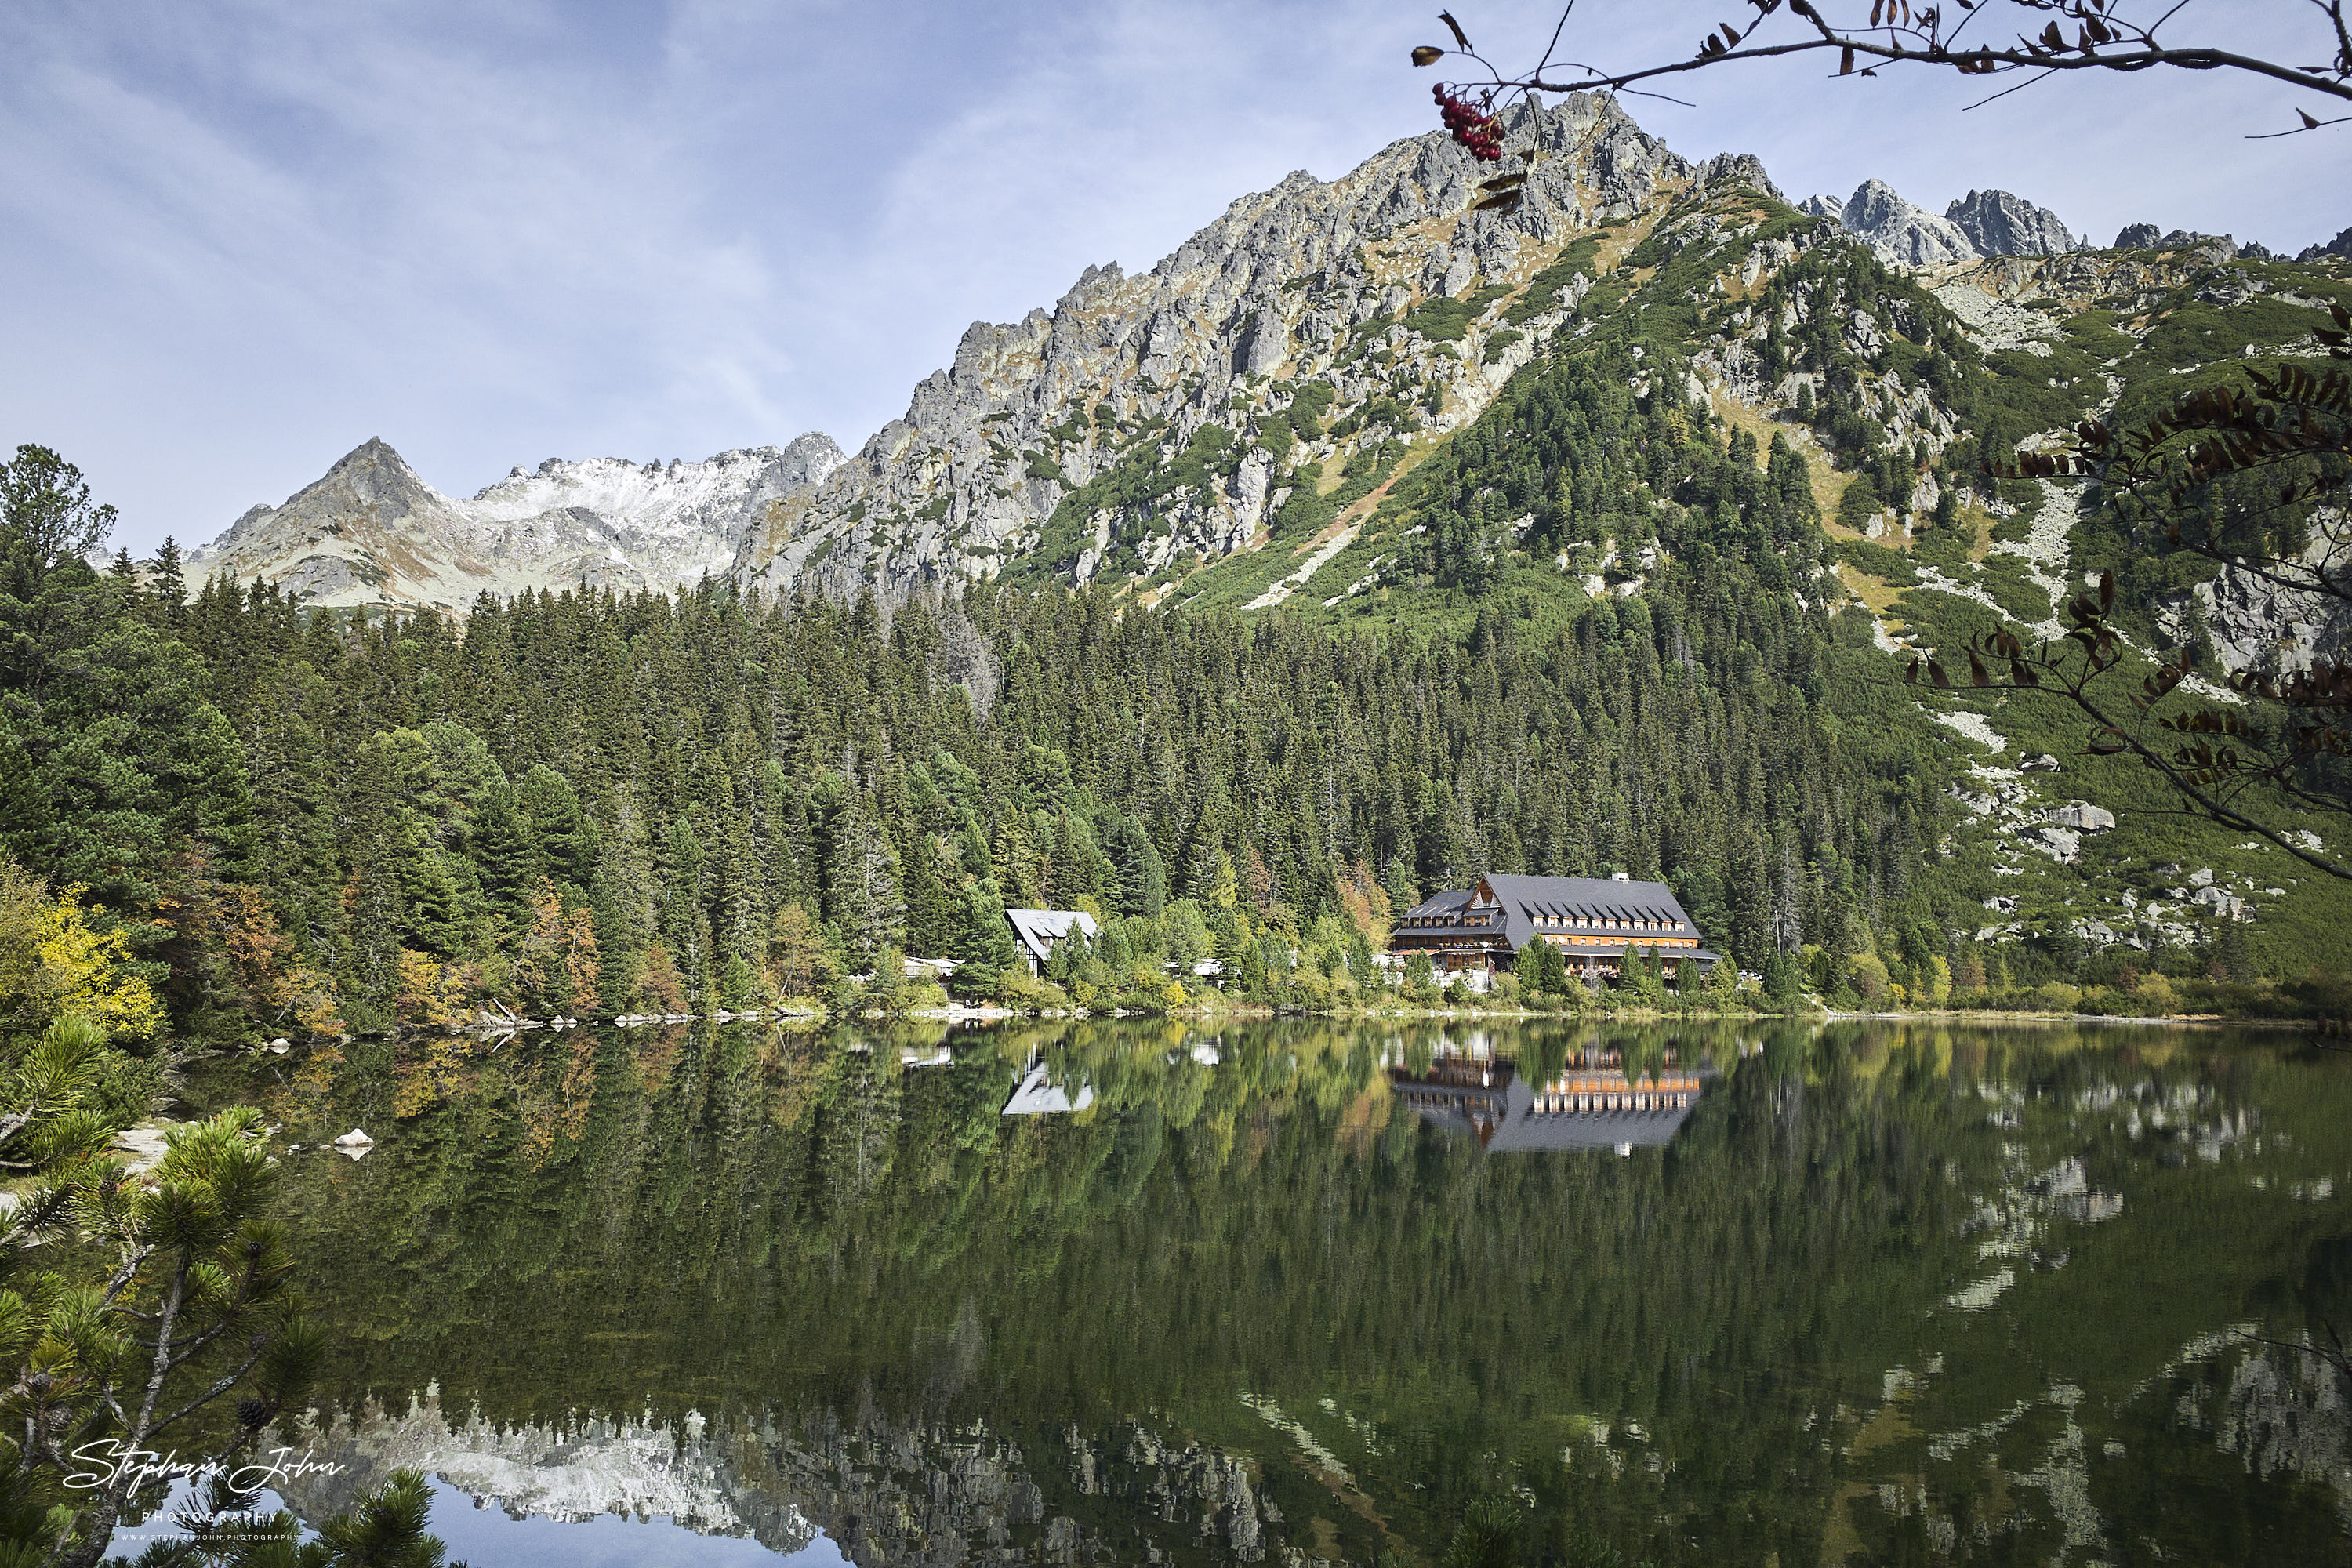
left=394, top=949, right=474, bottom=1030
left=0, top=858, right=162, bottom=1042
left=516, top=880, right=603, bottom=1014
left=1336, top=859, right=1393, bottom=948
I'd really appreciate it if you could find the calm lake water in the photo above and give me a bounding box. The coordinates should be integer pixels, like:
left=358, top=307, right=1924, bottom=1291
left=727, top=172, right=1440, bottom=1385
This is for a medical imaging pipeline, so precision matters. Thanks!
left=130, top=1018, right=2352, bottom=1565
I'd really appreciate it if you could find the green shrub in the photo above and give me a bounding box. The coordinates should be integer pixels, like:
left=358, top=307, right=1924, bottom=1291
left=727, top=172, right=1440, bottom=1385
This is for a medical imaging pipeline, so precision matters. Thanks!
left=1837, top=473, right=1884, bottom=532
left=1836, top=537, right=1919, bottom=586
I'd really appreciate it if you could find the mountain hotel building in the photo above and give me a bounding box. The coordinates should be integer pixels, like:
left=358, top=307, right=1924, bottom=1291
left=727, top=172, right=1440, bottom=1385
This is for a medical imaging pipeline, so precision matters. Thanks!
left=1389, top=873, right=1720, bottom=984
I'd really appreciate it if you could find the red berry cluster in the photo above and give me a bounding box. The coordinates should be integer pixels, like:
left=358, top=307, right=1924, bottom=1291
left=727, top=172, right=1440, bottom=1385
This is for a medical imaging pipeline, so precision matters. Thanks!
left=1433, top=85, right=1503, bottom=162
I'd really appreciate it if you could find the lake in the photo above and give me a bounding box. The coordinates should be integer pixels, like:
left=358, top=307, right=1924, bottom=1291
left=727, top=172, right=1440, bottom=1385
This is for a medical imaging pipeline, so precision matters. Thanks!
left=126, top=1017, right=2352, bottom=1566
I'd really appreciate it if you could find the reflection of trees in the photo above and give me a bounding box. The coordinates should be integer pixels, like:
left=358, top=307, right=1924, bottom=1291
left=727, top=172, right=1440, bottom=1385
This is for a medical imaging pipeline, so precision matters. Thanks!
left=250, top=1018, right=2352, bottom=1566
left=814, top=1044, right=899, bottom=1210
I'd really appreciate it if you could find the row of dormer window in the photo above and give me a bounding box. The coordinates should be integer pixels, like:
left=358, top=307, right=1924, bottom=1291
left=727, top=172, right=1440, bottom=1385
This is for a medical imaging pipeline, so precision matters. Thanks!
left=1526, top=911, right=1684, bottom=932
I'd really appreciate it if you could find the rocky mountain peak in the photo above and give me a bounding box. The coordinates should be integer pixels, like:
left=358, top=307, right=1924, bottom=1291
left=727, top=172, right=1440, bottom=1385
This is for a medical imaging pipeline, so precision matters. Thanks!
left=1945, top=188, right=2081, bottom=256
left=1693, top=152, right=1784, bottom=202
left=2114, top=223, right=2245, bottom=260
left=2299, top=225, right=2352, bottom=262
left=732, top=90, right=1715, bottom=598
left=318, top=437, right=437, bottom=500
left=1805, top=181, right=2084, bottom=266
left=1831, top=179, right=1982, bottom=267
left=191, top=434, right=844, bottom=609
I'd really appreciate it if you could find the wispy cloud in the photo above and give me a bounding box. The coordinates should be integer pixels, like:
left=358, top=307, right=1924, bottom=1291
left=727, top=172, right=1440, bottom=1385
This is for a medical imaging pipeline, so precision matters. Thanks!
left=2, top=0, right=2343, bottom=552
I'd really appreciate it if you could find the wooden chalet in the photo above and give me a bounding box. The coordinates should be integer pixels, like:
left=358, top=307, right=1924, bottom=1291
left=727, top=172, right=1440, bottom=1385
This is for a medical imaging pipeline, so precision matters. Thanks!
left=1004, top=909, right=1099, bottom=978
left=1388, top=873, right=1719, bottom=983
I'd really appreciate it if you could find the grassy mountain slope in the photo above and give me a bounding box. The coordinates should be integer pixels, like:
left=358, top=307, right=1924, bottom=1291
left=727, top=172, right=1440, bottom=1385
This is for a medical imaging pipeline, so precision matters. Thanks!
left=1064, top=168, right=2352, bottom=985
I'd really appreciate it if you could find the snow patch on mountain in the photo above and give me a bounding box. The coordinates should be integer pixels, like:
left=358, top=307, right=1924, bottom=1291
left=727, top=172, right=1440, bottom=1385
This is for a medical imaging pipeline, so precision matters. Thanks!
left=189, top=435, right=844, bottom=609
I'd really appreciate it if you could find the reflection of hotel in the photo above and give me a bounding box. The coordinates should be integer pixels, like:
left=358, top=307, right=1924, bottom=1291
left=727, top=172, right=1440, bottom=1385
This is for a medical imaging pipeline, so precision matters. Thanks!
left=1391, top=1048, right=1705, bottom=1152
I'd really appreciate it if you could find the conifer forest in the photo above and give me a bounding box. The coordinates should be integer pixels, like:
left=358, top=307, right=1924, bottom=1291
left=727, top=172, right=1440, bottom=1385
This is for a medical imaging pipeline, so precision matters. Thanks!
left=5, top=24, right=2352, bottom=1557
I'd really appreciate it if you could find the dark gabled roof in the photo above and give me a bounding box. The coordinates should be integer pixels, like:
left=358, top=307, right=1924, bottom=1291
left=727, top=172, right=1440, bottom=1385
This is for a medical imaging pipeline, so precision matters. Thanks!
left=1473, top=874, right=1698, bottom=951
left=1399, top=889, right=1475, bottom=921
left=1004, top=909, right=1098, bottom=966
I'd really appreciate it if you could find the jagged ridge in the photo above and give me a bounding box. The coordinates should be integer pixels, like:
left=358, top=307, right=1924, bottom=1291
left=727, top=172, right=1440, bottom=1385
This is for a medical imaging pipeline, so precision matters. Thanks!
left=189, top=434, right=844, bottom=609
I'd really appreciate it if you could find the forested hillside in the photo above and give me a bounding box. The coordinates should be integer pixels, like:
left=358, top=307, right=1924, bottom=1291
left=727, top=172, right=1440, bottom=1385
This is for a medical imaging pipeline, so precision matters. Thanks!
left=0, top=374, right=2336, bottom=1058
left=3, top=456, right=1913, bottom=1043
left=6, top=107, right=2350, bottom=1050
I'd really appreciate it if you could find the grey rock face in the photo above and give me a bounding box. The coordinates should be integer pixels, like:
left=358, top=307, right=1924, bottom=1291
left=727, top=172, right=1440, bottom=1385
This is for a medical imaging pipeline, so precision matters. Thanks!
left=728, top=93, right=1708, bottom=600
left=1945, top=189, right=2080, bottom=256
left=189, top=434, right=844, bottom=609
left=2297, top=225, right=2352, bottom=262
left=2027, top=823, right=2084, bottom=863
left=1695, top=151, right=1785, bottom=201
left=2114, top=223, right=2162, bottom=249
left=2183, top=532, right=2352, bottom=677
left=2161, top=228, right=2238, bottom=259
left=1812, top=180, right=1980, bottom=268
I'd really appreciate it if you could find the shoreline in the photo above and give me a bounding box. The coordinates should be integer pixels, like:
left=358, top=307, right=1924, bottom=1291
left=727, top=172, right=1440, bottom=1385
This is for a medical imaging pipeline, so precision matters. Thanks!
left=307, top=1000, right=2345, bottom=1048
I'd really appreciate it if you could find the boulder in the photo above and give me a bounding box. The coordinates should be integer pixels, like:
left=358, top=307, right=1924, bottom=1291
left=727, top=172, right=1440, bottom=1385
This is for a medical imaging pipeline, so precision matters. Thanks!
left=111, top=1124, right=175, bottom=1179
left=2027, top=824, right=2082, bottom=862
left=2019, top=753, right=2063, bottom=772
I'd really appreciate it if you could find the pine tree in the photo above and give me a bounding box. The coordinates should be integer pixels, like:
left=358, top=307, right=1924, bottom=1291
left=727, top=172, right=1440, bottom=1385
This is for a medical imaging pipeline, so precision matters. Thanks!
left=147, top=536, right=187, bottom=629
left=901, top=830, right=953, bottom=956
left=825, top=792, right=902, bottom=965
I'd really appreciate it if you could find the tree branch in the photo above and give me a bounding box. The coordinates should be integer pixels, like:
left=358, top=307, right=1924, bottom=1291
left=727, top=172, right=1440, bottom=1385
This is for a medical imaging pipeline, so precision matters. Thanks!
left=143, top=1342, right=271, bottom=1441
left=1527, top=39, right=2352, bottom=103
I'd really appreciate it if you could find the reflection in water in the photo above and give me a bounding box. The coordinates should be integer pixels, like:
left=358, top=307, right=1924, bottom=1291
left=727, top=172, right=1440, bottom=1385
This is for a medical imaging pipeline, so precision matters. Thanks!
left=270, top=1390, right=821, bottom=1552
left=1000, top=1055, right=1094, bottom=1116
left=166, top=1018, right=2352, bottom=1566
left=1391, top=1042, right=1708, bottom=1152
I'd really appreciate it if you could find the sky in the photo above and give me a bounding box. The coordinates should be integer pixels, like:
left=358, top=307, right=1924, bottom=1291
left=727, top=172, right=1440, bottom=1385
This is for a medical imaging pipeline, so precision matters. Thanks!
left=3, top=0, right=2347, bottom=555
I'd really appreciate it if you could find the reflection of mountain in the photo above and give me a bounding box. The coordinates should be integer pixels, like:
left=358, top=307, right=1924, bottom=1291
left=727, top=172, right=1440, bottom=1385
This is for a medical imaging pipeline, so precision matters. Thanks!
left=272, top=1390, right=820, bottom=1555
left=275, top=1396, right=1283, bottom=1566
left=1391, top=1047, right=1705, bottom=1151
left=254, top=1018, right=2352, bottom=1566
